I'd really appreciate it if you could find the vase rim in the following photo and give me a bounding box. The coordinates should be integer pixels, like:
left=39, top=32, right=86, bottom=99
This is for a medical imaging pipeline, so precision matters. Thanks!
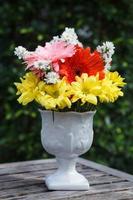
left=39, top=109, right=96, bottom=115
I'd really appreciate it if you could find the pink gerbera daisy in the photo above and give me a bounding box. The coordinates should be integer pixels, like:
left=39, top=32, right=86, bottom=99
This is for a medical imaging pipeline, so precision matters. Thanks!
left=24, top=41, right=75, bottom=72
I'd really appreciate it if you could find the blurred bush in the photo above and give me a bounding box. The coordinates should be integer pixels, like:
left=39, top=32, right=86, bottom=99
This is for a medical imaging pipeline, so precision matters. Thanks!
left=0, top=0, right=133, bottom=173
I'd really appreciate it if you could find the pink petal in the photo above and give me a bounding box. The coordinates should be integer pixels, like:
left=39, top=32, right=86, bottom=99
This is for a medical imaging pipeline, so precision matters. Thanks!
left=52, top=62, right=59, bottom=72
left=24, top=41, right=75, bottom=69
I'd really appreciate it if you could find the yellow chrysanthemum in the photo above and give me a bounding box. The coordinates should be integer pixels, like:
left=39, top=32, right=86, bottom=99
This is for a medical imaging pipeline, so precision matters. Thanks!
left=36, top=78, right=72, bottom=110
left=106, top=71, right=126, bottom=87
left=71, top=73, right=101, bottom=105
left=99, top=71, right=126, bottom=103
left=15, top=73, right=71, bottom=110
left=15, top=71, right=126, bottom=110
left=14, top=72, right=40, bottom=105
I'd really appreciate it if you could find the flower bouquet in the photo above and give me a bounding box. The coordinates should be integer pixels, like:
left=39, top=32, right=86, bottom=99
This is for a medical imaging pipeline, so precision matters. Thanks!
left=14, top=28, right=125, bottom=190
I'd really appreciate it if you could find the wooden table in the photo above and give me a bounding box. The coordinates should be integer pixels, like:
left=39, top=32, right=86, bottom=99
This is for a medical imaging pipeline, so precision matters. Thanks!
left=0, top=158, right=133, bottom=200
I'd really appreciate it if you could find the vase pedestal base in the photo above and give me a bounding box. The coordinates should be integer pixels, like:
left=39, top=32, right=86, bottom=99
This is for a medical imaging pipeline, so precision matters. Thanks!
left=45, top=171, right=89, bottom=191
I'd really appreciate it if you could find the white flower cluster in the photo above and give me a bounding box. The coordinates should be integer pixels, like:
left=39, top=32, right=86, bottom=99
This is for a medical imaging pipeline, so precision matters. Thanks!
left=51, top=27, right=82, bottom=46
left=34, top=60, right=51, bottom=71
left=14, top=46, right=28, bottom=59
left=97, top=41, right=115, bottom=70
left=34, top=60, right=59, bottom=84
left=61, top=27, right=79, bottom=45
left=44, top=71, right=59, bottom=84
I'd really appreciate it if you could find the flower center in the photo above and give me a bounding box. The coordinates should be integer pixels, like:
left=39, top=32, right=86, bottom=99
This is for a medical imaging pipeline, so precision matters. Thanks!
left=76, top=69, right=81, bottom=76
left=51, top=91, right=59, bottom=98
left=82, top=87, right=90, bottom=95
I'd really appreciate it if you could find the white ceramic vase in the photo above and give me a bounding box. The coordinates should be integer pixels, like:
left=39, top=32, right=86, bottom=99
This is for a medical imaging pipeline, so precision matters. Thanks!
left=40, top=110, right=95, bottom=190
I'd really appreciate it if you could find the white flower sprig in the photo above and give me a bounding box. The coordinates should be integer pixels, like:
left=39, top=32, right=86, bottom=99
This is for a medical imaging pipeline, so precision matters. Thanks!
left=44, top=71, right=59, bottom=84
left=61, top=27, right=79, bottom=45
left=14, top=46, right=29, bottom=59
left=50, top=27, right=82, bottom=46
left=34, top=60, right=51, bottom=71
left=97, top=41, right=115, bottom=70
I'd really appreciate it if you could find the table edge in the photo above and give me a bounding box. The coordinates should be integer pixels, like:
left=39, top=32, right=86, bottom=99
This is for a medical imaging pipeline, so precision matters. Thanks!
left=78, top=157, right=133, bottom=182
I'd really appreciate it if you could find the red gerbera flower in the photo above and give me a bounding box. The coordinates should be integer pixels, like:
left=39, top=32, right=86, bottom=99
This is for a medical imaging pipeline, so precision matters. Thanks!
left=59, top=46, right=105, bottom=83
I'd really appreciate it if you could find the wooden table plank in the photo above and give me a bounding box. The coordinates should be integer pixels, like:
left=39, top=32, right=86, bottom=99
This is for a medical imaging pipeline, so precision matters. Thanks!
left=2, top=182, right=133, bottom=200
left=0, top=158, right=133, bottom=200
left=0, top=159, right=55, bottom=169
left=0, top=174, right=124, bottom=191
left=79, top=158, right=133, bottom=182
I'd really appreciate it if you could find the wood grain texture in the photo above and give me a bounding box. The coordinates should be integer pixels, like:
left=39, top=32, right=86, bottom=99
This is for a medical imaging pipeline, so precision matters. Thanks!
left=0, top=158, right=133, bottom=200
left=78, top=158, right=133, bottom=182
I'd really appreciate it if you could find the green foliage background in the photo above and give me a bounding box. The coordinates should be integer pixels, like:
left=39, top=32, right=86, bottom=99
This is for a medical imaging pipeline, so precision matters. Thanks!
left=0, top=0, right=133, bottom=173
